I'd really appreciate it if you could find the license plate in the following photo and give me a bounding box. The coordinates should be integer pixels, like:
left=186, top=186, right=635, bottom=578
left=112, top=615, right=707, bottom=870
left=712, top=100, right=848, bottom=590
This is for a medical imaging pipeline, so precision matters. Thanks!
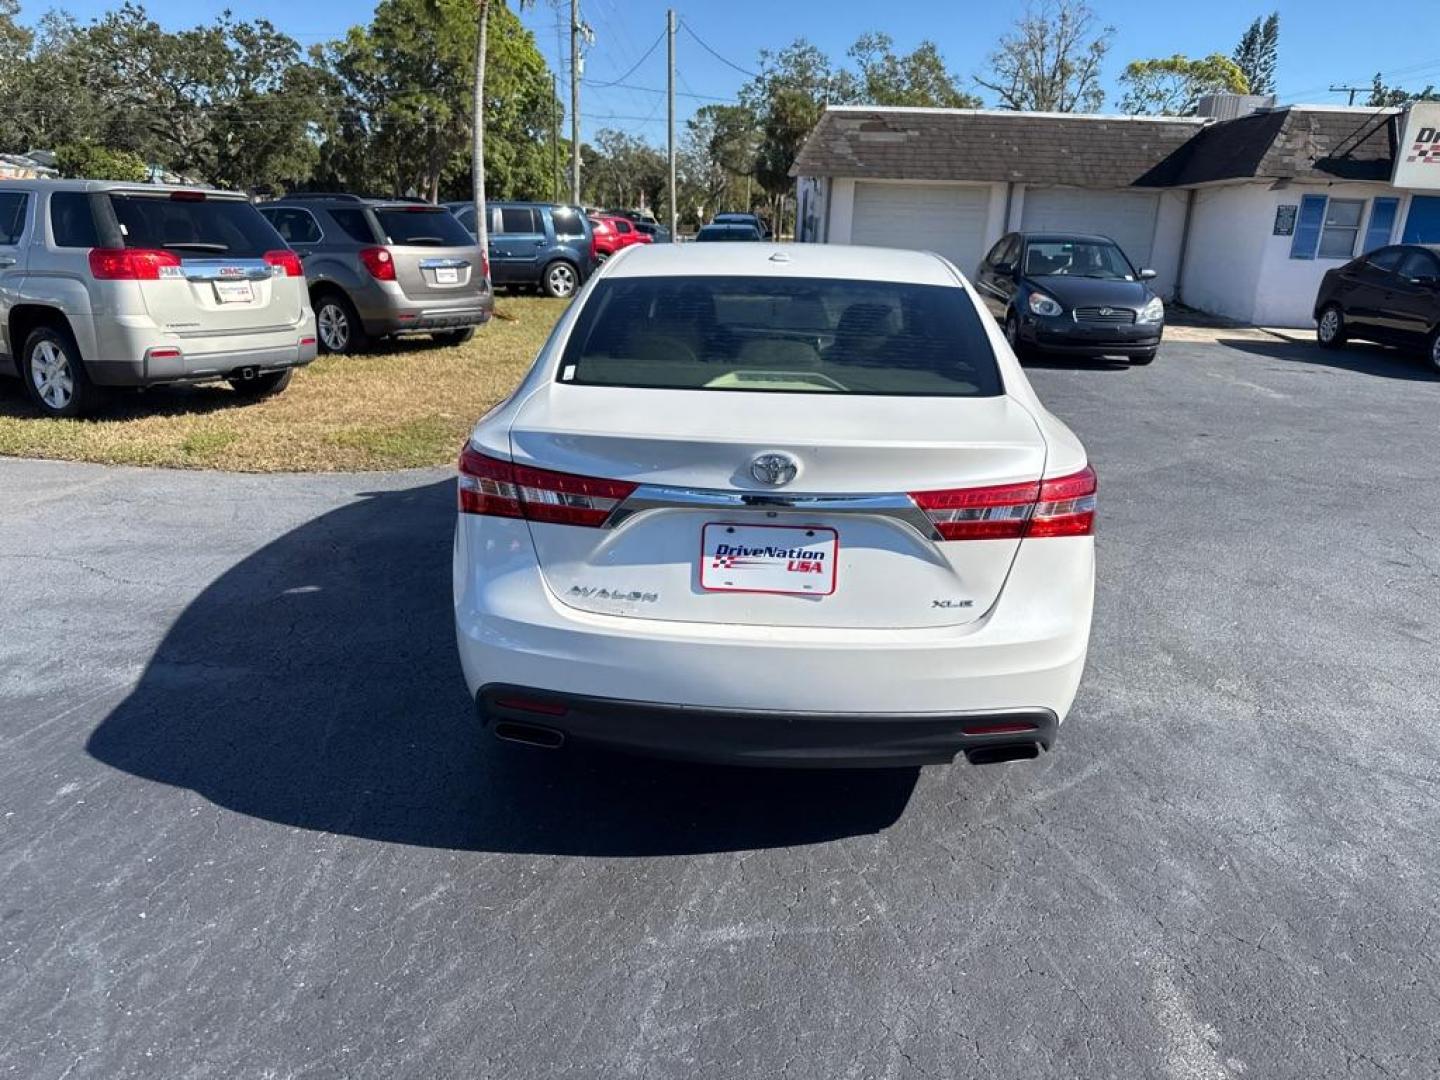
left=700, top=523, right=838, bottom=595
left=435, top=267, right=460, bottom=284
left=213, top=280, right=253, bottom=304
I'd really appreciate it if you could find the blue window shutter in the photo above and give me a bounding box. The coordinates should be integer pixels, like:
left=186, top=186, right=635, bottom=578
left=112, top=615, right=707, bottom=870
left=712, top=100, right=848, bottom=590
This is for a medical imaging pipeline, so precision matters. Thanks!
left=1291, top=195, right=1327, bottom=260
left=1363, top=198, right=1399, bottom=253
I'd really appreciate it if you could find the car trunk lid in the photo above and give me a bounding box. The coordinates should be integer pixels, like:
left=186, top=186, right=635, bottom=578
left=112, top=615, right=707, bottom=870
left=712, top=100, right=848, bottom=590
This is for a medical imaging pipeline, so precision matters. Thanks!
left=506, top=385, right=1048, bottom=629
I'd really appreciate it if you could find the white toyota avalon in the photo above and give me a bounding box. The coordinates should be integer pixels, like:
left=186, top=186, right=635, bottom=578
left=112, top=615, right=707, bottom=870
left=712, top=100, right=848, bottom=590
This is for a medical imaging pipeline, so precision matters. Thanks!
left=454, top=243, right=1095, bottom=768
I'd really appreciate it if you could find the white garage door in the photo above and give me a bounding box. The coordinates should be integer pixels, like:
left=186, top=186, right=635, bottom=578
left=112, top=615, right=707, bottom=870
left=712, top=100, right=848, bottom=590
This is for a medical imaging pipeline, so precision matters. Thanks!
left=850, top=182, right=991, bottom=274
left=1021, top=188, right=1160, bottom=269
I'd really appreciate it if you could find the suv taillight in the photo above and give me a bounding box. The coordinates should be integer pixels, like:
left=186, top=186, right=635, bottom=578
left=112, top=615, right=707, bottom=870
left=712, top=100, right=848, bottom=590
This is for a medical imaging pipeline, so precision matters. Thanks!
left=911, top=465, right=1096, bottom=540
left=88, top=248, right=182, bottom=281
left=458, top=446, right=637, bottom=527
left=359, top=246, right=396, bottom=281
left=264, top=249, right=303, bottom=277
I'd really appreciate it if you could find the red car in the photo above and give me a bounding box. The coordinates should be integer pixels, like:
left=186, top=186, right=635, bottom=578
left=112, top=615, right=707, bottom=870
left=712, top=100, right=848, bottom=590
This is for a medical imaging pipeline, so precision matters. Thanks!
left=589, top=214, right=652, bottom=261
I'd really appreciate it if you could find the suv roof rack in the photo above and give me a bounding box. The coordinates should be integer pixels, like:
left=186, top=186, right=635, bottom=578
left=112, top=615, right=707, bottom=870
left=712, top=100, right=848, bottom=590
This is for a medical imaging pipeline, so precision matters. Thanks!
left=280, top=192, right=367, bottom=202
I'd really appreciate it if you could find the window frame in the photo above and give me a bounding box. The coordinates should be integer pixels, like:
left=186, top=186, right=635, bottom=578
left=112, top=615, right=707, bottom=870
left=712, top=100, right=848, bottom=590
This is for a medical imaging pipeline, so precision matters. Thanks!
left=1291, top=194, right=1371, bottom=261
left=261, top=206, right=324, bottom=246
left=0, top=191, right=30, bottom=247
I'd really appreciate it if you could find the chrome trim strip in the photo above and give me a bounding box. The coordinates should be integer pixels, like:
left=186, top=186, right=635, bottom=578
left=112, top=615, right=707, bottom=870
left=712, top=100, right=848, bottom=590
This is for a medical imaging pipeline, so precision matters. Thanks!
left=605, top=484, right=943, bottom=541
left=419, top=257, right=471, bottom=269
left=178, top=259, right=272, bottom=283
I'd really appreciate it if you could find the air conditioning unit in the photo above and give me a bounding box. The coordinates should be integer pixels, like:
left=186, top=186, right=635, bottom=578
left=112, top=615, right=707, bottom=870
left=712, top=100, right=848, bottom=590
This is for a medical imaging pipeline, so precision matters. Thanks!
left=1196, top=93, right=1277, bottom=120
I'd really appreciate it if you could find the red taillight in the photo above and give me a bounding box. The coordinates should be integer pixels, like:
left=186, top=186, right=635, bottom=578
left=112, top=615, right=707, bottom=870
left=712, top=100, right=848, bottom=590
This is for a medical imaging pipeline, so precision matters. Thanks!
left=169, top=190, right=206, bottom=202
left=1029, top=465, right=1098, bottom=538
left=88, top=248, right=182, bottom=281
left=494, top=696, right=568, bottom=717
left=458, top=445, right=637, bottom=527
left=481, top=254, right=490, bottom=283
left=359, top=246, right=395, bottom=281
left=264, top=249, right=303, bottom=277
left=911, top=465, right=1096, bottom=541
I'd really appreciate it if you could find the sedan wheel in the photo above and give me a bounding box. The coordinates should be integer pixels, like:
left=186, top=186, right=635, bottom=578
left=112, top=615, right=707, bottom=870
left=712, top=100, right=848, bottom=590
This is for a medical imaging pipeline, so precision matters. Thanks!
left=1317, top=306, right=1345, bottom=349
left=542, top=261, right=578, bottom=299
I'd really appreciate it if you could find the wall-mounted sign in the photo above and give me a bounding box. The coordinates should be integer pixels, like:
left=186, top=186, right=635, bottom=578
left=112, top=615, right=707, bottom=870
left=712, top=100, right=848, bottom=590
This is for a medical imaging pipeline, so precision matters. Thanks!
left=1392, top=102, right=1440, bottom=190
left=1274, top=204, right=1298, bottom=236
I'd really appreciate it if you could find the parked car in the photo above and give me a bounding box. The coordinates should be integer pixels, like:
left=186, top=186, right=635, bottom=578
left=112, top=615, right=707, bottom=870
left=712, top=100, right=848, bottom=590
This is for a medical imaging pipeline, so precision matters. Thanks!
left=1315, top=244, right=1440, bottom=371
left=261, top=194, right=490, bottom=354
left=0, top=179, right=316, bottom=417
left=631, top=220, right=672, bottom=244
left=712, top=211, right=772, bottom=240
left=695, top=223, right=762, bottom=243
left=448, top=201, right=594, bottom=298
left=589, top=214, right=650, bottom=261
left=974, top=232, right=1164, bottom=365
left=454, top=243, right=1097, bottom=768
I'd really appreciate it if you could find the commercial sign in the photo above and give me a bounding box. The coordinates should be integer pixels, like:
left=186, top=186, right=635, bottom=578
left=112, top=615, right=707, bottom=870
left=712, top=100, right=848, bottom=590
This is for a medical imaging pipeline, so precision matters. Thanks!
left=1392, top=102, right=1440, bottom=190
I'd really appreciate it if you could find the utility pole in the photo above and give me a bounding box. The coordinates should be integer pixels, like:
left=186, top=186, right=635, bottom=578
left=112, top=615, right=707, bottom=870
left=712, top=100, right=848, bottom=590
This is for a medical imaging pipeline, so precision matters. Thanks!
left=1329, top=84, right=1368, bottom=106
left=551, top=73, right=561, bottom=203
left=570, top=0, right=581, bottom=204
left=667, top=9, right=677, bottom=238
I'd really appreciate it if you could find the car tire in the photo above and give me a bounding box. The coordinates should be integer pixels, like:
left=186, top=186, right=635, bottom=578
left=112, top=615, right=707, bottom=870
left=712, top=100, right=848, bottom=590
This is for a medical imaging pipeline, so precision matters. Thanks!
left=313, top=291, right=368, bottom=354
left=1004, top=311, right=1033, bottom=361
left=1427, top=328, right=1440, bottom=375
left=432, top=327, right=476, bottom=347
left=541, top=260, right=579, bottom=299
left=21, top=325, right=100, bottom=418
left=1317, top=304, right=1347, bottom=349
left=227, top=369, right=294, bottom=398
left=1130, top=350, right=1157, bottom=366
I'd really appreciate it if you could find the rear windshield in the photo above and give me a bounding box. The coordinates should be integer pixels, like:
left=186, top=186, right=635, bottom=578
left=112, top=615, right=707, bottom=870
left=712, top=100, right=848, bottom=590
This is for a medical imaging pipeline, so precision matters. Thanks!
left=373, top=207, right=474, bottom=247
left=108, top=194, right=282, bottom=257
left=558, top=275, right=1002, bottom=397
left=696, top=226, right=759, bottom=242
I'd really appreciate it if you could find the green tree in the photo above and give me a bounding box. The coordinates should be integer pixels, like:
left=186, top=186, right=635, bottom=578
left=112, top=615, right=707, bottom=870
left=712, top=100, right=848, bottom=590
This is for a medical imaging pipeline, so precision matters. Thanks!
left=847, top=32, right=980, bottom=108
left=976, top=0, right=1113, bottom=112
left=1366, top=74, right=1440, bottom=107
left=1119, top=54, right=1249, bottom=116
left=1232, top=13, right=1279, bottom=97
left=55, top=143, right=149, bottom=182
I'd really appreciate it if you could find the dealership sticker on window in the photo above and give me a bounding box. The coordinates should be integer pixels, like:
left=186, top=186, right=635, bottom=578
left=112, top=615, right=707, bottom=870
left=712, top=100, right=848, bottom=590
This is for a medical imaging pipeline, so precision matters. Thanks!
left=1274, top=205, right=1298, bottom=236
left=700, top=523, right=838, bottom=595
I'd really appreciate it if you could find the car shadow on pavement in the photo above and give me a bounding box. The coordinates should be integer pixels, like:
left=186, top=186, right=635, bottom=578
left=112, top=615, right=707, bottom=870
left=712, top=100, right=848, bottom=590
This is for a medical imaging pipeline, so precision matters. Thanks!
left=1217, top=337, right=1439, bottom=380
left=1020, top=356, right=1135, bottom=371
left=86, top=478, right=917, bottom=856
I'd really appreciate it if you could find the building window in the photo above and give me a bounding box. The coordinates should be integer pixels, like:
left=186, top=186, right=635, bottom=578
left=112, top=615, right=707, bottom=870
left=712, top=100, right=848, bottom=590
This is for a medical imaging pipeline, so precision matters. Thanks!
left=1317, top=199, right=1364, bottom=259
left=1291, top=195, right=1367, bottom=260
left=1363, top=197, right=1400, bottom=253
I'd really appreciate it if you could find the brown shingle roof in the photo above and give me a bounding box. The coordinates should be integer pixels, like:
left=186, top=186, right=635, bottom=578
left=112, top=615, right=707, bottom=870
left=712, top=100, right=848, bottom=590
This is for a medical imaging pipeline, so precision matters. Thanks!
left=792, top=105, right=1401, bottom=188
left=790, top=108, right=1207, bottom=187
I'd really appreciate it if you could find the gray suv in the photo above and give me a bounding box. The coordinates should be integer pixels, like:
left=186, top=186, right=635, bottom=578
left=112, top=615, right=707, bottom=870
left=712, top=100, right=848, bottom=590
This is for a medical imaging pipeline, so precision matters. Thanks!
left=261, top=195, right=493, bottom=354
left=0, top=179, right=316, bottom=417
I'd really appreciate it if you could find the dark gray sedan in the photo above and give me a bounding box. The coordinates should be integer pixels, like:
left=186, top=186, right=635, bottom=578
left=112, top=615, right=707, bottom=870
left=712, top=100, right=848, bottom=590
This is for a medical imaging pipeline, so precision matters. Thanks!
left=974, top=232, right=1164, bottom=365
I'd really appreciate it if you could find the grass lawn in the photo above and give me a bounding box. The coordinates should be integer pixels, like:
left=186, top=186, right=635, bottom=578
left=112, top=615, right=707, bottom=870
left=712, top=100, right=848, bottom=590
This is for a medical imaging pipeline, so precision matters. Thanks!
left=0, top=297, right=568, bottom=473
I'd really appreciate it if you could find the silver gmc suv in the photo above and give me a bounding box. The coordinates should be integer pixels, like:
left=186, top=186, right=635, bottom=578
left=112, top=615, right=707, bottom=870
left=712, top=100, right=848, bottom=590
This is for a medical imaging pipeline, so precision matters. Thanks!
left=259, top=194, right=494, bottom=354
left=0, top=179, right=317, bottom=417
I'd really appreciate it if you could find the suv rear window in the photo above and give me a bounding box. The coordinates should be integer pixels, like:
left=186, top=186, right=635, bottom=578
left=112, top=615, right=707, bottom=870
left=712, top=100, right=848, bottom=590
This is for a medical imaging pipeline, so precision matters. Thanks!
left=551, top=207, right=586, bottom=240
left=373, top=207, right=473, bottom=247
left=559, top=275, right=1002, bottom=397
left=107, top=193, right=282, bottom=258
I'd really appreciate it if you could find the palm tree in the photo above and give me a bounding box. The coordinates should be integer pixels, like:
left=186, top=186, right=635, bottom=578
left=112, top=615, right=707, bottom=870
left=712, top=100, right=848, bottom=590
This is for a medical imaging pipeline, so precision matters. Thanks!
left=472, top=0, right=533, bottom=266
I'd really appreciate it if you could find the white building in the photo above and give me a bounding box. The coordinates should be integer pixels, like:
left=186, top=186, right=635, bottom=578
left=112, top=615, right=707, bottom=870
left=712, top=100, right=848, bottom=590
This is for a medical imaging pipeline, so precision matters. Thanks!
left=793, top=99, right=1440, bottom=328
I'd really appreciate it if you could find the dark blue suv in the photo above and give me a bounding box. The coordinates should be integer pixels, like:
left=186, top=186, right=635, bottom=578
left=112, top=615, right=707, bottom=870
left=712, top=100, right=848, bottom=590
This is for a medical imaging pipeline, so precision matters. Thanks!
left=445, top=201, right=594, bottom=299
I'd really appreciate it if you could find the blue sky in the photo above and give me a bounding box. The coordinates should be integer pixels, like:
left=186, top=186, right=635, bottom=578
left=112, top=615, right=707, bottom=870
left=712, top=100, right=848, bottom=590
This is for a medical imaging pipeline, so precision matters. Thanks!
left=28, top=0, right=1440, bottom=146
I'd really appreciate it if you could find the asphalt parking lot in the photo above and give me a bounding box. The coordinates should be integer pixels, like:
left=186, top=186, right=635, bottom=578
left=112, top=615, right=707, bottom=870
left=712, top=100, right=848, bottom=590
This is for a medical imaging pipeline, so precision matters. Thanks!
left=3, top=337, right=1438, bottom=1079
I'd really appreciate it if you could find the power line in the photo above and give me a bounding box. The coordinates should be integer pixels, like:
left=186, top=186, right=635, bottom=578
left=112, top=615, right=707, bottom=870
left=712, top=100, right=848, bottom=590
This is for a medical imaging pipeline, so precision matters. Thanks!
left=580, top=78, right=735, bottom=103
left=679, top=20, right=757, bottom=80
left=585, top=27, right=665, bottom=88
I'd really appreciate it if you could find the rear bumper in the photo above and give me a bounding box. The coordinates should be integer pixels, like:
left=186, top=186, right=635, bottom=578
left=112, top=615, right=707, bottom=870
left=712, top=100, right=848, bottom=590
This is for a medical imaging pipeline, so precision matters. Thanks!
left=354, top=281, right=494, bottom=335
left=454, top=518, right=1094, bottom=767
left=88, top=318, right=318, bottom=387
left=480, top=684, right=1058, bottom=768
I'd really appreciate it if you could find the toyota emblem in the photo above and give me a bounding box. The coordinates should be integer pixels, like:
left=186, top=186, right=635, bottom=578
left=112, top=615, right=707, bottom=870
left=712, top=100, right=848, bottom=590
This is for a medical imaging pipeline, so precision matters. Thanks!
left=749, top=452, right=798, bottom=487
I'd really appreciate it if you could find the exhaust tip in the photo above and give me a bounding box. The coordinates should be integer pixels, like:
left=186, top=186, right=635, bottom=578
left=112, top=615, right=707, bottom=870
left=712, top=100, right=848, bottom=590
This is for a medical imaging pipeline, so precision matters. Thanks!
left=965, top=741, right=1042, bottom=766
left=493, top=720, right=565, bottom=750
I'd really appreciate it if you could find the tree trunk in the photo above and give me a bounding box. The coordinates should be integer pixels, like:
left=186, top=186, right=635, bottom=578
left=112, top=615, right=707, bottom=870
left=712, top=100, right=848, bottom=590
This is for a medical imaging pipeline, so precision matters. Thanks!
left=472, top=0, right=490, bottom=271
